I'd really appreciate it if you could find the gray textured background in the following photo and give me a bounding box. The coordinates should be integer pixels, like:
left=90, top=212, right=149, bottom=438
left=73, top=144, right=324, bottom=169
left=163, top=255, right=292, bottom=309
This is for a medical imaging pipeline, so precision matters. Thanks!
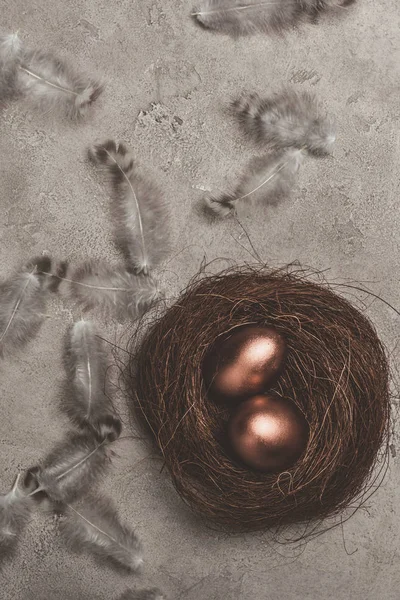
left=1, top=1, right=400, bottom=599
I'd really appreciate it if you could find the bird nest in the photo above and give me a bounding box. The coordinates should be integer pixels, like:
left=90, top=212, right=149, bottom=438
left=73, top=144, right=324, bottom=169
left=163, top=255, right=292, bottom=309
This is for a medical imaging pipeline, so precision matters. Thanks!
left=127, top=267, right=390, bottom=533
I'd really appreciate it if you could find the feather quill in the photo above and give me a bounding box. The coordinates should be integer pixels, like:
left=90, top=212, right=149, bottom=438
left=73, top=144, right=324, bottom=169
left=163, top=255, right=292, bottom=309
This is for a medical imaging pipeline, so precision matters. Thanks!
left=60, top=494, right=143, bottom=572
left=0, top=474, right=33, bottom=550
left=29, top=432, right=114, bottom=503
left=117, top=590, right=165, bottom=600
left=67, top=261, right=162, bottom=321
left=204, top=149, right=303, bottom=217
left=0, top=256, right=51, bottom=357
left=231, top=89, right=335, bottom=156
left=0, top=32, right=22, bottom=101
left=192, top=0, right=302, bottom=36
left=63, top=320, right=121, bottom=440
left=88, top=140, right=170, bottom=275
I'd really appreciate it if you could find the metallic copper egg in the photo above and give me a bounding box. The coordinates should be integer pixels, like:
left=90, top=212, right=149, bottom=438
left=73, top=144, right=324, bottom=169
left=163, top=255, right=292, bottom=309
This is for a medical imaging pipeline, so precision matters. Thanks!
left=228, top=395, right=309, bottom=472
left=203, top=325, right=286, bottom=400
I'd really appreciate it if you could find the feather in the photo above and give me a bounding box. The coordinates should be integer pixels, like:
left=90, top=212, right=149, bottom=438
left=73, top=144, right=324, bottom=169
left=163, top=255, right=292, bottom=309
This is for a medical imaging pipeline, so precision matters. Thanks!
left=192, top=0, right=303, bottom=36
left=60, top=494, right=143, bottom=572
left=192, top=0, right=355, bottom=35
left=63, top=320, right=121, bottom=440
left=0, top=256, right=52, bottom=357
left=88, top=140, right=170, bottom=275
left=0, top=32, right=103, bottom=118
left=0, top=474, right=33, bottom=550
left=117, top=590, right=165, bottom=600
left=0, top=32, right=22, bottom=101
left=16, top=48, right=104, bottom=120
left=204, top=149, right=303, bottom=217
left=231, top=89, right=335, bottom=156
left=29, top=432, right=114, bottom=503
left=67, top=261, right=162, bottom=321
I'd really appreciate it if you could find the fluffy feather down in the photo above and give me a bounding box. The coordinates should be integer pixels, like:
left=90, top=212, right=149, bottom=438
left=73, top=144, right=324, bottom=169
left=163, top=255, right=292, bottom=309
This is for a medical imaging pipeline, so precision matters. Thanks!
left=60, top=494, right=143, bottom=572
left=63, top=320, right=121, bottom=440
left=117, top=590, right=165, bottom=600
left=68, top=261, right=162, bottom=321
left=31, top=432, right=113, bottom=503
left=0, top=256, right=51, bottom=357
left=231, top=89, right=335, bottom=155
left=192, top=0, right=302, bottom=36
left=204, top=149, right=303, bottom=217
left=0, top=474, right=33, bottom=549
left=88, top=140, right=170, bottom=275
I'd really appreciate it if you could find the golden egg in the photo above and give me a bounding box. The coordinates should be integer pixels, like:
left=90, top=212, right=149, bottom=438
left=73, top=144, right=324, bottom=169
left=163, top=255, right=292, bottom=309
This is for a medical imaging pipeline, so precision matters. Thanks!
left=203, top=325, right=286, bottom=400
left=228, top=395, right=309, bottom=472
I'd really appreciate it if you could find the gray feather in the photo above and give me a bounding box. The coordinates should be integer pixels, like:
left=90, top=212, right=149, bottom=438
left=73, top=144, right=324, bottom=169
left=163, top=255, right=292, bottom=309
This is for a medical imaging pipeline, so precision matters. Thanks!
left=1, top=31, right=103, bottom=119
left=30, top=432, right=113, bottom=503
left=68, top=261, right=162, bottom=321
left=17, top=48, right=103, bottom=120
left=192, top=0, right=355, bottom=36
left=88, top=140, right=170, bottom=275
left=61, top=494, right=143, bottom=572
left=0, top=474, right=33, bottom=551
left=63, top=320, right=121, bottom=440
left=192, top=0, right=302, bottom=36
left=0, top=256, right=51, bottom=357
left=204, top=149, right=303, bottom=217
left=231, top=89, right=335, bottom=156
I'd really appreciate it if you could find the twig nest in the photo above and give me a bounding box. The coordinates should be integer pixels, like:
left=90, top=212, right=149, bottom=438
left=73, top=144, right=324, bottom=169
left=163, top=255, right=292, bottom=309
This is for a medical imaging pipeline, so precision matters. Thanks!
left=129, top=267, right=390, bottom=532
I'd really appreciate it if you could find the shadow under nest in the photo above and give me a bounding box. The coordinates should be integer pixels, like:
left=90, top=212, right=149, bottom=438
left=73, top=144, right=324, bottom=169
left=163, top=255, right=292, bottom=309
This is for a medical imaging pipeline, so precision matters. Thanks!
left=125, top=265, right=391, bottom=533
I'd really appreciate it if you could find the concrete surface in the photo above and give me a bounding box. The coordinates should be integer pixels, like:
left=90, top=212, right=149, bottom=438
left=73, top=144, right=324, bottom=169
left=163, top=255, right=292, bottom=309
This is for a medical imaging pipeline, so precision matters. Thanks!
left=1, top=1, right=400, bottom=598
